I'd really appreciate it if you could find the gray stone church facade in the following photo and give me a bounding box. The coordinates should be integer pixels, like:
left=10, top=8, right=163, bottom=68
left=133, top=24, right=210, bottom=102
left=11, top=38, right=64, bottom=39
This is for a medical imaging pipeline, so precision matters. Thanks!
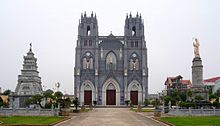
left=74, top=12, right=148, bottom=106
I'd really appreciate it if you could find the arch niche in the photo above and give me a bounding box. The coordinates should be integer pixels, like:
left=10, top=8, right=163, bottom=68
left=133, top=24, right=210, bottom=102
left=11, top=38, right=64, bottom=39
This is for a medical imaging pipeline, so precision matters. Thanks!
left=128, top=80, right=142, bottom=105
left=102, top=78, right=120, bottom=105
left=80, top=80, right=95, bottom=105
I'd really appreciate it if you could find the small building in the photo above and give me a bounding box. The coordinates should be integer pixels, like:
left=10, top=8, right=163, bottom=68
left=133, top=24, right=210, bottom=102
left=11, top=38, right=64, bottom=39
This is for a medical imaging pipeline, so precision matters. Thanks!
left=164, top=75, right=192, bottom=96
left=204, top=77, right=220, bottom=95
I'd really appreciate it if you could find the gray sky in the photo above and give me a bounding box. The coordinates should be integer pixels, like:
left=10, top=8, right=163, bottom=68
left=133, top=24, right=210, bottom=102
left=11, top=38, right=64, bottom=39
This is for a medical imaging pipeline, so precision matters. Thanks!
left=0, top=0, right=219, bottom=94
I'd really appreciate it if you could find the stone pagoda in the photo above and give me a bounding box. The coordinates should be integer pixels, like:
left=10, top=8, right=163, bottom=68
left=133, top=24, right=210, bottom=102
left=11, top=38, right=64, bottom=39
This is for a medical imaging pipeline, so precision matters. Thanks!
left=15, top=43, right=42, bottom=95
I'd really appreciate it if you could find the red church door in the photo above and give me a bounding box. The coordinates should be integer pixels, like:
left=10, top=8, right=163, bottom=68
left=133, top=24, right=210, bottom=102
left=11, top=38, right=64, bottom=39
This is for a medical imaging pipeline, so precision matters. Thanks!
left=130, top=91, right=138, bottom=105
left=106, top=90, right=116, bottom=105
left=84, top=91, right=92, bottom=105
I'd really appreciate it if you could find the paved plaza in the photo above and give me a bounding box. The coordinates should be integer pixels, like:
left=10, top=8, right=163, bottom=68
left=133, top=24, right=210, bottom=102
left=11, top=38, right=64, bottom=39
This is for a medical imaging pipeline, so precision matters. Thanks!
left=55, top=108, right=167, bottom=126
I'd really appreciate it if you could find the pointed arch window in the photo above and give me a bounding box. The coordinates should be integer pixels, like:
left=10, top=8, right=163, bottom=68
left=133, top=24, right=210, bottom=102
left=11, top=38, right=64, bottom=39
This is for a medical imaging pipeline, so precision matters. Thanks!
left=82, top=52, right=94, bottom=70
left=106, top=52, right=117, bottom=70
left=87, top=26, right=91, bottom=36
left=129, top=53, right=139, bottom=71
left=135, top=41, right=138, bottom=47
left=132, top=26, right=136, bottom=36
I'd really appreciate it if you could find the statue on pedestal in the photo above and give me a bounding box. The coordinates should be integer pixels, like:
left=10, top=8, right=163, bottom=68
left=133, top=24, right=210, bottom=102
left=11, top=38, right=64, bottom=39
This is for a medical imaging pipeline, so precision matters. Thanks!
left=193, top=38, right=200, bottom=58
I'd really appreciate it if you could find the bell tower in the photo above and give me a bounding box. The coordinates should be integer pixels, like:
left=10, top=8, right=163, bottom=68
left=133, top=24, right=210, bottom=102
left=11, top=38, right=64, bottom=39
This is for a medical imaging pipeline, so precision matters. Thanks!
left=74, top=12, right=99, bottom=101
left=124, top=12, right=144, bottom=37
left=124, top=12, right=148, bottom=101
left=78, top=12, right=98, bottom=37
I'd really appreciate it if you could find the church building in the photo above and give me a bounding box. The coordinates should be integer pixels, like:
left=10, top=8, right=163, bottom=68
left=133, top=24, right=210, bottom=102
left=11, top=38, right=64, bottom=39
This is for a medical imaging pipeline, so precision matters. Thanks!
left=74, top=12, right=148, bottom=105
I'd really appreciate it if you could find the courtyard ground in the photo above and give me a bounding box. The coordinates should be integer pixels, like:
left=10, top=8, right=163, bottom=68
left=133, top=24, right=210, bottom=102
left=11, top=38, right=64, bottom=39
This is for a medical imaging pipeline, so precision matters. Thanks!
left=55, top=108, right=167, bottom=126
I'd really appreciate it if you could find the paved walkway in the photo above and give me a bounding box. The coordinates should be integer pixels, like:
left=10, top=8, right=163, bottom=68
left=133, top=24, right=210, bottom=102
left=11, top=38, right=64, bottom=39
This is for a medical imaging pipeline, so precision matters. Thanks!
left=55, top=108, right=167, bottom=126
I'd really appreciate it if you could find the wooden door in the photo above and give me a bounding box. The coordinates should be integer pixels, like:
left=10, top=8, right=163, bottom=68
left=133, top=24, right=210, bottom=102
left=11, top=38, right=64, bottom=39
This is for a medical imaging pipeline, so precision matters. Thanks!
left=84, top=91, right=92, bottom=105
left=130, top=91, right=138, bottom=105
left=106, top=90, right=116, bottom=105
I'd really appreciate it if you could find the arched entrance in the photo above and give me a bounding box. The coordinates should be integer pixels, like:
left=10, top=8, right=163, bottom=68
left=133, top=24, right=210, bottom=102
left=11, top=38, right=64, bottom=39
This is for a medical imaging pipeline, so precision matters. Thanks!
left=102, top=78, right=120, bottom=106
left=130, top=85, right=138, bottom=105
left=84, top=84, right=92, bottom=105
left=128, top=80, right=142, bottom=105
left=80, top=80, right=95, bottom=105
left=106, top=83, right=116, bottom=105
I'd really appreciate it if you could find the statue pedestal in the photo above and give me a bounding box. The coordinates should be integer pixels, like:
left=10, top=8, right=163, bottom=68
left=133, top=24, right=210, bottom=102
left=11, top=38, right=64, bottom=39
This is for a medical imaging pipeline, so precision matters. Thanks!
left=191, top=57, right=209, bottom=101
left=191, top=86, right=209, bottom=101
left=192, top=57, right=203, bottom=88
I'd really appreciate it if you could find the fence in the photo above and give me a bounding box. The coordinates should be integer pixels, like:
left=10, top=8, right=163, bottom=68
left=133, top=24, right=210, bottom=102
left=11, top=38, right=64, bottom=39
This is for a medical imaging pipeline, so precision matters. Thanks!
left=0, top=107, right=59, bottom=116
left=169, top=108, right=220, bottom=116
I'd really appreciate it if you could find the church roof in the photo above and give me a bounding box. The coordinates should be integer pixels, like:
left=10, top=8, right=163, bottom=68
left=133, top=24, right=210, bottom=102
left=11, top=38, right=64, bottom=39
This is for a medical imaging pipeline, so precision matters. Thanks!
left=100, top=37, right=123, bottom=49
left=108, top=33, right=114, bottom=37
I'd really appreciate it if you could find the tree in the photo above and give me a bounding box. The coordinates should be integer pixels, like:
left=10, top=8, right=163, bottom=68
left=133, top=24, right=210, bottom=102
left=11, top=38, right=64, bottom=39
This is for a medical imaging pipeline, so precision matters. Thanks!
left=179, top=93, right=187, bottom=102
left=187, top=90, right=193, bottom=101
left=212, top=101, right=220, bottom=108
left=54, top=91, right=63, bottom=108
left=3, top=89, right=11, bottom=95
left=152, top=98, right=160, bottom=109
left=31, top=94, right=44, bottom=108
left=54, top=91, right=63, bottom=99
left=25, top=98, right=33, bottom=106
left=195, top=95, right=204, bottom=101
left=43, top=89, right=54, bottom=99
left=0, top=97, right=3, bottom=107
left=73, top=97, right=79, bottom=110
left=144, top=99, right=150, bottom=107
left=62, top=97, right=71, bottom=108
left=171, top=90, right=181, bottom=106
left=43, top=89, right=54, bottom=103
left=164, top=96, right=172, bottom=106
left=209, top=94, right=218, bottom=100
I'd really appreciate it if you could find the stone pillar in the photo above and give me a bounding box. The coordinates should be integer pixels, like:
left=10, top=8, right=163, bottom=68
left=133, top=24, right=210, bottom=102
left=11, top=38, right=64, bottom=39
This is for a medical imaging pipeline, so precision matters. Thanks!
left=191, top=56, right=209, bottom=101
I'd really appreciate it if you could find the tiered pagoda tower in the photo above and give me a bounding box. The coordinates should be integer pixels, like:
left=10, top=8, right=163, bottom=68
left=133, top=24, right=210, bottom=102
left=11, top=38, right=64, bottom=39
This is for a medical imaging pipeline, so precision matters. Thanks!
left=15, top=44, right=42, bottom=95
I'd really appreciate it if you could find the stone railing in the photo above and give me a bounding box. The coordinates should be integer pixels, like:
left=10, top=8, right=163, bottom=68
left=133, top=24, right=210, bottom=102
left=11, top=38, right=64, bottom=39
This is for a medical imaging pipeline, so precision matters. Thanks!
left=0, top=107, right=59, bottom=116
left=169, top=108, right=220, bottom=116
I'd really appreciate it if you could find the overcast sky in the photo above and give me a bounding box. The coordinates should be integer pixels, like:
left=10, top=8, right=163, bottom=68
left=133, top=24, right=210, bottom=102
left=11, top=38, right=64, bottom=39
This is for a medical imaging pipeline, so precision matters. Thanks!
left=0, top=0, right=219, bottom=94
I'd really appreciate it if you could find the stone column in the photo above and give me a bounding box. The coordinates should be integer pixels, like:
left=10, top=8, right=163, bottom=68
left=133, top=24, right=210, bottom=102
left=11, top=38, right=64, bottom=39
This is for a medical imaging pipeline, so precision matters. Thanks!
left=192, top=57, right=203, bottom=89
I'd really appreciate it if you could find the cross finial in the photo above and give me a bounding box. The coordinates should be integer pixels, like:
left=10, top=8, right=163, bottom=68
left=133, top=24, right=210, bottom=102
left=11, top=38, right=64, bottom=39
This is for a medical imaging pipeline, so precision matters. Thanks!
left=29, top=43, right=32, bottom=51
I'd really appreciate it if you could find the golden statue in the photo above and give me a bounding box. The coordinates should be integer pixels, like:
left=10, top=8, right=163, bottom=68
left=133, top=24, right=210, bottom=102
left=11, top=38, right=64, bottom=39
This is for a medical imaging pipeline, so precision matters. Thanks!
left=109, top=53, right=113, bottom=64
left=193, top=38, right=200, bottom=57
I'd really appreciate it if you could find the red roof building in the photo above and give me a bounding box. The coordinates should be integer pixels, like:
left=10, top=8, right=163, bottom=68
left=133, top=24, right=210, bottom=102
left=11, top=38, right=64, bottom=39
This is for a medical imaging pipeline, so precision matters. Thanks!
left=204, top=77, right=220, bottom=94
left=164, top=75, right=191, bottom=96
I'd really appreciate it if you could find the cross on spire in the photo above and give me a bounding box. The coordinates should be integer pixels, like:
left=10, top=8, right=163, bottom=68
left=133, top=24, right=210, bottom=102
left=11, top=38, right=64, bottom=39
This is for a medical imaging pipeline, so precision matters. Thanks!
left=29, top=43, right=32, bottom=52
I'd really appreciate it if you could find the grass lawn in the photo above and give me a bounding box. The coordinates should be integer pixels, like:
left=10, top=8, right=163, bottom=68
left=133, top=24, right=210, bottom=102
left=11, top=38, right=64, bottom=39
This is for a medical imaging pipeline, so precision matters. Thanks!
left=160, top=116, right=220, bottom=126
left=0, top=116, right=65, bottom=125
